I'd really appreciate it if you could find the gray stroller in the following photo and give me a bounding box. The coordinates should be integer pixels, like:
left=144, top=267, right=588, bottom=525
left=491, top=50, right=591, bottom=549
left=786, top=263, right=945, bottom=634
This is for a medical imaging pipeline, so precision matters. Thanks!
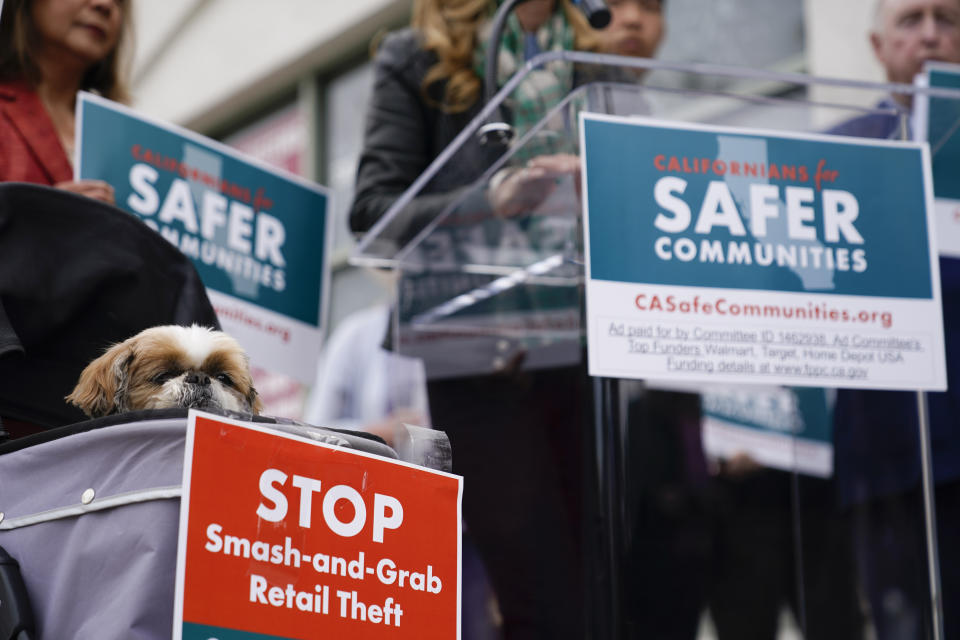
left=0, top=410, right=399, bottom=640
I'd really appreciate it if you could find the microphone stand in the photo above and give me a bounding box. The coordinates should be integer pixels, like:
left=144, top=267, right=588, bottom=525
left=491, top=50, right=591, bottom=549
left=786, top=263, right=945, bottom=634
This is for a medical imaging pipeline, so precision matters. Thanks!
left=478, top=0, right=611, bottom=148
left=478, top=0, right=529, bottom=148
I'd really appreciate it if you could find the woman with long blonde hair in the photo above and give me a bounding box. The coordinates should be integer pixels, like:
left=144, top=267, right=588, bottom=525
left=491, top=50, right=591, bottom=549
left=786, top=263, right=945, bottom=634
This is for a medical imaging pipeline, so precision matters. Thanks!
left=412, top=0, right=600, bottom=113
left=348, top=1, right=663, bottom=637
left=350, top=0, right=662, bottom=231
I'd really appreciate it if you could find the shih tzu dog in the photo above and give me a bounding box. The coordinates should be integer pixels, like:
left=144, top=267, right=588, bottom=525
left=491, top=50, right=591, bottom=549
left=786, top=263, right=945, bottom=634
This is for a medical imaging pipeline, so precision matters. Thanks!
left=66, top=324, right=263, bottom=418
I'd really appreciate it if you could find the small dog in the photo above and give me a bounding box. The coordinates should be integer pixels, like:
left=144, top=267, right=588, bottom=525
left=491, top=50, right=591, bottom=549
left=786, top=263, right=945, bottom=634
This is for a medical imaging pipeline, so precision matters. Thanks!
left=67, top=324, right=263, bottom=418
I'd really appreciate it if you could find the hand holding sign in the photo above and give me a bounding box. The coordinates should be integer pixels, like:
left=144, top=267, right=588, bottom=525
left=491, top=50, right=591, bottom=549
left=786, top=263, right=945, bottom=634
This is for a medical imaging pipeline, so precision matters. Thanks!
left=54, top=179, right=115, bottom=205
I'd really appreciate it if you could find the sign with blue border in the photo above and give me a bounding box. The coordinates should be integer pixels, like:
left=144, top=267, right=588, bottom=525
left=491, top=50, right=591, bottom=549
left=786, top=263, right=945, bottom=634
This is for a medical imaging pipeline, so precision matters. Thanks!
left=75, top=93, right=331, bottom=383
left=580, top=113, right=946, bottom=390
left=700, top=385, right=833, bottom=478
left=914, top=61, right=960, bottom=258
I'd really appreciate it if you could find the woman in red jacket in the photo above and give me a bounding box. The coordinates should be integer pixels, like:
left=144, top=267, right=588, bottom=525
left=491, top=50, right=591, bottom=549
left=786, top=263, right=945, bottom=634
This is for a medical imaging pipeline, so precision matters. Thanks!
left=0, top=0, right=133, bottom=204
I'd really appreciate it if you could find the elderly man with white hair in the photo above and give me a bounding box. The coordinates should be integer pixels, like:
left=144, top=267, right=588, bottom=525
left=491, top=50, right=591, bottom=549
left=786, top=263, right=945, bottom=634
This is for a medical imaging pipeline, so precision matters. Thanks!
left=832, top=0, right=960, bottom=136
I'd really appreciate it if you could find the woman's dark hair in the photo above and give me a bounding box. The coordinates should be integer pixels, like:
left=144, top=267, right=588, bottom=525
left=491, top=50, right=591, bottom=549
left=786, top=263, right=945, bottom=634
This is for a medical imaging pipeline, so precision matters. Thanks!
left=0, top=0, right=134, bottom=102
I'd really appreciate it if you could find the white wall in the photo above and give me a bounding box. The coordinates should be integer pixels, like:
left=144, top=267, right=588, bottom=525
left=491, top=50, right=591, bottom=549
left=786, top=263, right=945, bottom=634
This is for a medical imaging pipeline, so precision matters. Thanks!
left=129, top=0, right=407, bottom=130
left=804, top=0, right=887, bottom=117
left=127, top=0, right=892, bottom=137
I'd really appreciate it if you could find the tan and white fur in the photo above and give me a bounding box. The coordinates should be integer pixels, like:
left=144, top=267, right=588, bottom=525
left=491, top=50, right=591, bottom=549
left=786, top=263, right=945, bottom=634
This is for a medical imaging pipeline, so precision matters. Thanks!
left=67, top=324, right=263, bottom=418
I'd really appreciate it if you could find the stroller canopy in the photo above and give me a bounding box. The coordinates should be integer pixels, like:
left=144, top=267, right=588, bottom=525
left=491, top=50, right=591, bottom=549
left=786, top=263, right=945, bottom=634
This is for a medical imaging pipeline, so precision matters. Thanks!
left=0, top=183, right=219, bottom=429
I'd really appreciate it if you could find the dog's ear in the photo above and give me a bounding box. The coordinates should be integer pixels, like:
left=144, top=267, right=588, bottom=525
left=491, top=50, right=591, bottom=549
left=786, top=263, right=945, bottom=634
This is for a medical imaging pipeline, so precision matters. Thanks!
left=66, top=340, right=135, bottom=418
left=248, top=386, right=264, bottom=416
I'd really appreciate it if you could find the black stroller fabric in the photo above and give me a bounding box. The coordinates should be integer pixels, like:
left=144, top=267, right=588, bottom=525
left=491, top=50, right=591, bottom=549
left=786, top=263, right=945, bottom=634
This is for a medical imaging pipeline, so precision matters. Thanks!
left=0, top=183, right=220, bottom=429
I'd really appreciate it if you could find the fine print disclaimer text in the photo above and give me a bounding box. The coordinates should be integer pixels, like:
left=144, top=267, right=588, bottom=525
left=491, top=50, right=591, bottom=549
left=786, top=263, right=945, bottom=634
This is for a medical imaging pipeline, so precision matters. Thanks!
left=601, top=319, right=928, bottom=383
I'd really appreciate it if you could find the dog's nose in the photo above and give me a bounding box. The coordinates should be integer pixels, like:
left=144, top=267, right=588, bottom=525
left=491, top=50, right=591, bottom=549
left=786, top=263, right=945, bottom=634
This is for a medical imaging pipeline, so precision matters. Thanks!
left=186, top=372, right=211, bottom=386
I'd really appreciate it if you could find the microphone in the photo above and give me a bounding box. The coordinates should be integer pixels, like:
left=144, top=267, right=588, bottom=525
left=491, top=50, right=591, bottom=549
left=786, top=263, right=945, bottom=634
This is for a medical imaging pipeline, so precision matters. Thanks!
left=573, top=0, right=611, bottom=29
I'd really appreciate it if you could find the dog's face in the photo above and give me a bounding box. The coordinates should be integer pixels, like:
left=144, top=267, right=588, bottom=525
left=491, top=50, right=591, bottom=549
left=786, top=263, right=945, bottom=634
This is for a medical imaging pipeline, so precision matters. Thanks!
left=66, top=325, right=263, bottom=418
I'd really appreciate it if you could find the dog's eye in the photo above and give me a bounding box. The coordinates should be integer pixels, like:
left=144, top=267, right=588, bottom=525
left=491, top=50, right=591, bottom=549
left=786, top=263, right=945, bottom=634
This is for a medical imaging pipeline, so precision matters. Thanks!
left=152, top=371, right=178, bottom=385
left=215, top=373, right=234, bottom=387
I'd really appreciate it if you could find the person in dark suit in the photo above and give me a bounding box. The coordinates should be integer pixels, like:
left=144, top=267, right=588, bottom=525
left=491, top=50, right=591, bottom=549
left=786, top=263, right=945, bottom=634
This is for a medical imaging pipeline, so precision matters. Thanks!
left=829, top=1, right=960, bottom=638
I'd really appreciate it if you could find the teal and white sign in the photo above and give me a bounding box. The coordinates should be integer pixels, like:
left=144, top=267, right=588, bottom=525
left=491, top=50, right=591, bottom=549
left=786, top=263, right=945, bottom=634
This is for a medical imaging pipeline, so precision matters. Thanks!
left=580, top=113, right=946, bottom=390
left=75, top=93, right=330, bottom=384
left=914, top=61, right=960, bottom=258
left=700, top=386, right=832, bottom=478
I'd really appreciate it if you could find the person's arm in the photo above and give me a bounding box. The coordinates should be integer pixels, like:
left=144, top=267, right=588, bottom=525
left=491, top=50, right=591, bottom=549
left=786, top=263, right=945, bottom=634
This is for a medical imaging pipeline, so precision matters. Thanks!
left=487, top=152, right=582, bottom=217
left=349, top=31, right=434, bottom=235
left=349, top=31, right=493, bottom=251
left=0, top=98, right=115, bottom=204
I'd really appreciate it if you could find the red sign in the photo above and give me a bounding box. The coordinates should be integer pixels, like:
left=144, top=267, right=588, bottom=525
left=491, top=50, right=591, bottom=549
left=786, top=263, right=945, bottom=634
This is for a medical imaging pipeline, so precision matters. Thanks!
left=173, top=411, right=462, bottom=639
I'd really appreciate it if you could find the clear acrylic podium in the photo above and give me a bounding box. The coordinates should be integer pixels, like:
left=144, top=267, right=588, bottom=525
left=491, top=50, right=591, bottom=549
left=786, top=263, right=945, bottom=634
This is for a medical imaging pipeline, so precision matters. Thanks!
left=352, top=52, right=958, bottom=639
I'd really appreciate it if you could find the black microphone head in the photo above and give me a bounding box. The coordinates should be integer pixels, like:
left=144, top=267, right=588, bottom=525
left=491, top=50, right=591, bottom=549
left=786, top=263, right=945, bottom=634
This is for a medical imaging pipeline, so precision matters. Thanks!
left=588, top=9, right=611, bottom=29
left=576, top=0, right=611, bottom=29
